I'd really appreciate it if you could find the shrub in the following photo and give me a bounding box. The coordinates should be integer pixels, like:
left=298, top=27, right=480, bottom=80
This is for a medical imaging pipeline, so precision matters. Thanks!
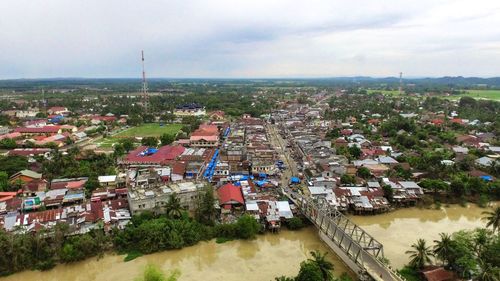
left=286, top=217, right=305, bottom=230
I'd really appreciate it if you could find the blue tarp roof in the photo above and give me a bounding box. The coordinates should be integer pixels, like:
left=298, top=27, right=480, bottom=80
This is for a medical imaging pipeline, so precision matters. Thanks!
left=255, top=180, right=268, bottom=187
left=290, top=177, right=300, bottom=184
left=258, top=173, right=267, bottom=178
left=480, top=175, right=493, bottom=181
left=139, top=147, right=159, bottom=156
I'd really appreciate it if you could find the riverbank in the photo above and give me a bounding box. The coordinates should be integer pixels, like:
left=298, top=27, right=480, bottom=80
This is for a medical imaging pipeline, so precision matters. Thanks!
left=2, top=203, right=494, bottom=280
left=349, top=202, right=498, bottom=269
left=0, top=228, right=354, bottom=281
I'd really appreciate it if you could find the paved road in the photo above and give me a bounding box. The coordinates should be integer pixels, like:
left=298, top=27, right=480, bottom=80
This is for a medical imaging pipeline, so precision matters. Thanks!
left=268, top=121, right=405, bottom=281
left=266, top=123, right=297, bottom=187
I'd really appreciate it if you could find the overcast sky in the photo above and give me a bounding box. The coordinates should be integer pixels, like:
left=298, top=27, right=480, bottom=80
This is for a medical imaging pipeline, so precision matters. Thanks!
left=1, top=0, right=499, bottom=79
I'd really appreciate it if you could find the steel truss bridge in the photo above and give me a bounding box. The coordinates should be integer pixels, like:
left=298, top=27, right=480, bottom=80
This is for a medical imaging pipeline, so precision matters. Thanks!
left=285, top=189, right=405, bottom=281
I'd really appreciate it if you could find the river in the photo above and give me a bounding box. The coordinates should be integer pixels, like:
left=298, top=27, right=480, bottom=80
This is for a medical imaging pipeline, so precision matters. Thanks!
left=0, top=227, right=353, bottom=281
left=1, top=204, right=493, bottom=281
left=350, top=203, right=496, bottom=269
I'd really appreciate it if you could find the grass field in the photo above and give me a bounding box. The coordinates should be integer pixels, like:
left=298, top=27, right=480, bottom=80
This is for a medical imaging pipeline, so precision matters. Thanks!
left=445, top=90, right=500, bottom=101
left=93, top=123, right=183, bottom=148
left=114, top=123, right=184, bottom=138
left=94, top=138, right=120, bottom=148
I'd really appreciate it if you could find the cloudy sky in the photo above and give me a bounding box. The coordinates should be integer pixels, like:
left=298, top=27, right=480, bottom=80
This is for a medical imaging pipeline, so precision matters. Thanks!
left=1, top=0, right=499, bottom=79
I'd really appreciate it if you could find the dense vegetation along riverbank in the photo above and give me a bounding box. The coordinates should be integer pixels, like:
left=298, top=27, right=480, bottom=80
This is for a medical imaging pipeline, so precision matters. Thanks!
left=0, top=227, right=353, bottom=281
left=0, top=208, right=264, bottom=277
left=2, top=204, right=495, bottom=281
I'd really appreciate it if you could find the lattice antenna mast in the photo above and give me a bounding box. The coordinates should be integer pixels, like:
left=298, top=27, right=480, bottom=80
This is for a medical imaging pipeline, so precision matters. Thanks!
left=398, top=72, right=403, bottom=95
left=42, top=88, right=47, bottom=113
left=141, top=50, right=149, bottom=112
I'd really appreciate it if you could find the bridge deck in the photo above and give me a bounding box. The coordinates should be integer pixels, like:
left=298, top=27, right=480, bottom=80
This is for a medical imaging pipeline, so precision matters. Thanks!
left=285, top=189, right=405, bottom=281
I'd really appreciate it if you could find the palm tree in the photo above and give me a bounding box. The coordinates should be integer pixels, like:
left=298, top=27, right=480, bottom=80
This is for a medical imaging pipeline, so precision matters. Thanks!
left=482, top=207, right=500, bottom=233
left=433, top=233, right=453, bottom=266
left=165, top=194, right=183, bottom=219
left=406, top=239, right=434, bottom=269
left=307, top=250, right=334, bottom=281
left=477, top=258, right=500, bottom=281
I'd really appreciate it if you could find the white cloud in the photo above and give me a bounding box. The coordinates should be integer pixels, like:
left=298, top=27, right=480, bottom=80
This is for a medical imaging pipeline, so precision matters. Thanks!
left=0, top=0, right=499, bottom=78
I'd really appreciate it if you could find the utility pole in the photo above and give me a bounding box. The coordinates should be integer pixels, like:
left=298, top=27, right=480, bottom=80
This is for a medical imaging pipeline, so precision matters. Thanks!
left=141, top=50, right=149, bottom=113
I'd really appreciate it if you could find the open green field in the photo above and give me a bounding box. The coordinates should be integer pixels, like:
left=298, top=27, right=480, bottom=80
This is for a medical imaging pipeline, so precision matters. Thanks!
left=444, top=90, right=500, bottom=101
left=114, top=123, right=184, bottom=138
left=93, top=123, right=183, bottom=148
left=94, top=138, right=119, bottom=148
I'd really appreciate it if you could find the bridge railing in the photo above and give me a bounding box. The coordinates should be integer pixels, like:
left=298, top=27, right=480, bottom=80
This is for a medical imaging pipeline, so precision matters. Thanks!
left=286, top=189, right=405, bottom=281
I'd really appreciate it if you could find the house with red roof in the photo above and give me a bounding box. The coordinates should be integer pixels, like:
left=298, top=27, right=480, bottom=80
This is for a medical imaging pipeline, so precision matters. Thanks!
left=22, top=179, right=47, bottom=197
left=334, top=137, right=348, bottom=147
left=121, top=145, right=185, bottom=166
left=14, top=126, right=61, bottom=136
left=190, top=124, right=220, bottom=147
left=47, top=106, right=68, bottom=115
left=209, top=111, right=225, bottom=120
left=7, top=148, right=51, bottom=157
left=217, top=183, right=244, bottom=210
left=0, top=132, right=21, bottom=141
left=450, top=118, right=464, bottom=125
left=430, top=119, right=444, bottom=126
left=340, top=129, right=353, bottom=136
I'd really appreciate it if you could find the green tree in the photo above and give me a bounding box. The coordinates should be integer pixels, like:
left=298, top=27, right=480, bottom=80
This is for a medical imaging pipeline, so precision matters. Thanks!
left=0, top=171, right=8, bottom=192
left=120, top=138, right=135, bottom=152
left=0, top=155, right=28, bottom=176
left=142, top=137, right=159, bottom=147
left=482, top=207, right=500, bottom=233
left=356, top=167, right=371, bottom=179
left=0, top=138, right=17, bottom=149
left=195, top=185, right=216, bottom=225
left=340, top=174, right=355, bottom=185
left=295, top=261, right=323, bottom=281
left=160, top=133, right=175, bottom=146
left=450, top=179, right=467, bottom=197
left=419, top=179, right=448, bottom=195
left=236, top=214, right=260, bottom=239
left=165, top=194, right=183, bottom=219
left=348, top=146, right=361, bottom=159
left=114, top=143, right=125, bottom=156
left=84, top=175, right=100, bottom=196
left=286, top=217, right=305, bottom=230
left=382, top=185, right=394, bottom=203
left=433, top=233, right=453, bottom=266
left=307, top=250, right=334, bottom=281
left=477, top=258, right=500, bottom=281
left=405, top=239, right=434, bottom=269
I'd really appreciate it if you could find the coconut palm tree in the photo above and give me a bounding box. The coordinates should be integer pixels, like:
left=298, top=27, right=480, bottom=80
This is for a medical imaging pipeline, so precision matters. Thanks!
left=482, top=207, right=500, bottom=233
left=165, top=194, right=183, bottom=219
left=307, top=250, right=334, bottom=281
left=433, top=233, right=453, bottom=266
left=477, top=258, right=500, bottom=281
left=406, top=239, right=434, bottom=269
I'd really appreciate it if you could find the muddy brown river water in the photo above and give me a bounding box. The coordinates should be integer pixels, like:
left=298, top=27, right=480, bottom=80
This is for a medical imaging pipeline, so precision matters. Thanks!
left=2, top=203, right=495, bottom=281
